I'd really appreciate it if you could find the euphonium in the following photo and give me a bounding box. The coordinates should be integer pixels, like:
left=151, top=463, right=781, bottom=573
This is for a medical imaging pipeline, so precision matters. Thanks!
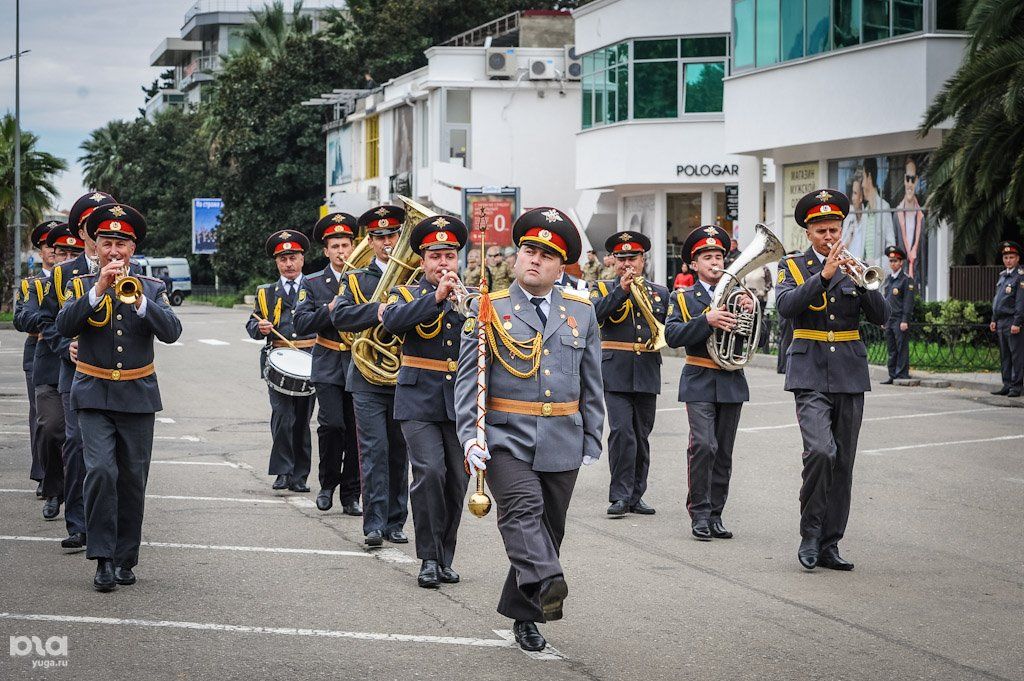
left=628, top=272, right=667, bottom=351
left=114, top=261, right=142, bottom=305
left=706, top=223, right=786, bottom=371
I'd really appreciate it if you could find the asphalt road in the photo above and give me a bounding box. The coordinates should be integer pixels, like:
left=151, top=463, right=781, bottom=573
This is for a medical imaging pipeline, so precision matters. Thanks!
left=1, top=303, right=1021, bottom=680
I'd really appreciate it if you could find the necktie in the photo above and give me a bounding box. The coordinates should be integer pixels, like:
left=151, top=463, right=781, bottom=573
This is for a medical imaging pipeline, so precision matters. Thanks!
left=530, top=297, right=547, bottom=327
left=285, top=282, right=296, bottom=304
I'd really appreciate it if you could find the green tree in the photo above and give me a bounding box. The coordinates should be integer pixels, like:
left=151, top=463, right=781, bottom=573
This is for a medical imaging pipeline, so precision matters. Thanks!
left=79, top=119, right=134, bottom=198
left=920, top=0, right=1024, bottom=263
left=237, top=0, right=314, bottom=62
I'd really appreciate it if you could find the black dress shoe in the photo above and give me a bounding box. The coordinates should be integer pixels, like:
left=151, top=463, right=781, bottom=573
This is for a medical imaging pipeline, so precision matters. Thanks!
left=289, top=479, right=310, bottom=493
left=798, top=537, right=820, bottom=570
left=93, top=558, right=116, bottom=592
left=881, top=378, right=894, bottom=385
left=818, top=547, right=854, bottom=571
left=538, top=576, right=568, bottom=622
left=315, top=488, right=334, bottom=511
left=365, top=530, right=383, bottom=547
left=35, top=482, right=43, bottom=498
left=1008, top=389, right=1022, bottom=397
left=630, top=499, right=656, bottom=515
left=512, top=620, right=546, bottom=652
left=42, top=496, right=61, bottom=520
left=709, top=520, right=733, bottom=539
left=385, top=530, right=409, bottom=544
left=691, top=520, right=712, bottom=541
left=61, top=532, right=86, bottom=552
left=114, top=566, right=136, bottom=585
left=341, top=500, right=363, bottom=516
left=272, top=474, right=289, bottom=490
left=606, top=500, right=627, bottom=517
left=991, top=387, right=1010, bottom=396
left=417, top=560, right=440, bottom=588
left=439, top=565, right=460, bottom=584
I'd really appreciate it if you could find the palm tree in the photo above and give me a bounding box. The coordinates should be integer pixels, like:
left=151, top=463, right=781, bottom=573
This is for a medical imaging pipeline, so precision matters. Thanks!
left=920, top=0, right=1024, bottom=263
left=236, top=1, right=314, bottom=62
left=79, top=119, right=134, bottom=197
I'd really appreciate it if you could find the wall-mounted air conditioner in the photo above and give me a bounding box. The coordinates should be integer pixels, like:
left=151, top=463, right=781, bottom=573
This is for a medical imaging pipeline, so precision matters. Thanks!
left=564, top=46, right=581, bottom=80
left=486, top=48, right=517, bottom=79
left=529, top=57, right=556, bottom=80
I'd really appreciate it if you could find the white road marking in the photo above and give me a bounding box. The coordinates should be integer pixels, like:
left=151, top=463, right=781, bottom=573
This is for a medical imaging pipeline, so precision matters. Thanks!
left=0, top=431, right=29, bottom=436
left=198, top=339, right=230, bottom=346
left=0, top=613, right=519, bottom=652
left=1004, top=477, right=1024, bottom=484
left=0, top=398, right=29, bottom=403
left=493, top=629, right=565, bottom=660
left=153, top=435, right=204, bottom=442
left=241, top=338, right=265, bottom=345
left=655, top=390, right=950, bottom=413
left=156, top=417, right=176, bottom=424
left=287, top=497, right=318, bottom=509
left=0, top=489, right=287, bottom=504
left=151, top=460, right=243, bottom=469
left=862, top=434, right=1024, bottom=455
left=739, top=407, right=1003, bottom=432
left=157, top=341, right=184, bottom=346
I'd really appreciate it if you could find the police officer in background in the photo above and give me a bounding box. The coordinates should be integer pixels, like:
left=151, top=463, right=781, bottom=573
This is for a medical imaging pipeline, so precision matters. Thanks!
left=590, top=231, right=667, bottom=517
left=245, top=230, right=317, bottom=492
left=458, top=208, right=604, bottom=653
left=485, top=245, right=514, bottom=291
left=331, top=205, right=410, bottom=547
left=665, top=225, right=751, bottom=541
left=776, top=189, right=888, bottom=571
left=55, top=203, right=182, bottom=591
left=990, top=241, right=1023, bottom=397
left=882, top=245, right=915, bottom=384
left=294, top=214, right=362, bottom=515
left=580, top=249, right=601, bottom=283
left=381, top=215, right=471, bottom=589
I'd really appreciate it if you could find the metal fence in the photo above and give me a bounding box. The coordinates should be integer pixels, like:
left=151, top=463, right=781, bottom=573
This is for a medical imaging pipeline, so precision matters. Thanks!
left=949, top=265, right=1003, bottom=302
left=189, top=285, right=243, bottom=305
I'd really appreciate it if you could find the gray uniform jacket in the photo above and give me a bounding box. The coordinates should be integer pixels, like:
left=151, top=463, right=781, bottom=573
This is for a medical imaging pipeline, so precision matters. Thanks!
left=454, top=283, right=605, bottom=472
left=330, top=262, right=394, bottom=395
left=590, top=279, right=668, bottom=394
left=883, top=270, right=915, bottom=325
left=56, top=275, right=182, bottom=413
left=992, top=267, right=1024, bottom=325
left=14, top=276, right=42, bottom=373
left=381, top=278, right=466, bottom=422
left=664, top=285, right=750, bottom=403
left=775, top=248, right=889, bottom=393
left=293, top=268, right=350, bottom=386
left=245, top=280, right=314, bottom=377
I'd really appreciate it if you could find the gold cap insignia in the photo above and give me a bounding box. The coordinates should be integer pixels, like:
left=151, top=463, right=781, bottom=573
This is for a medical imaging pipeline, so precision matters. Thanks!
left=67, top=237, right=77, bottom=245
left=541, top=209, right=561, bottom=223
left=816, top=190, right=833, bottom=203
left=820, top=205, right=832, bottom=213
left=436, top=231, right=449, bottom=242
left=280, top=231, right=291, bottom=239
left=619, top=233, right=632, bottom=241
left=703, top=226, right=717, bottom=236
left=89, top=192, right=106, bottom=202
left=433, top=217, right=450, bottom=228
left=109, top=206, right=126, bottom=217
left=47, top=221, right=58, bottom=227
left=332, top=214, right=344, bottom=222
left=377, top=218, right=389, bottom=228
left=374, top=207, right=390, bottom=217
left=109, top=221, right=122, bottom=231
left=538, top=229, right=552, bottom=240
left=622, top=243, right=633, bottom=251
left=705, top=237, right=716, bottom=246
left=332, top=225, right=345, bottom=233
left=282, top=242, right=294, bottom=251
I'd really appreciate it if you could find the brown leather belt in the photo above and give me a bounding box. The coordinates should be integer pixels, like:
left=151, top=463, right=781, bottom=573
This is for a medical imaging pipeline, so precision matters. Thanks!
left=273, top=339, right=315, bottom=349
left=487, top=397, right=579, bottom=417
left=28, top=333, right=41, bottom=339
left=76, top=361, right=155, bottom=382
left=316, top=335, right=349, bottom=352
left=402, top=355, right=458, bottom=373
left=602, top=340, right=658, bottom=353
left=685, top=356, right=721, bottom=370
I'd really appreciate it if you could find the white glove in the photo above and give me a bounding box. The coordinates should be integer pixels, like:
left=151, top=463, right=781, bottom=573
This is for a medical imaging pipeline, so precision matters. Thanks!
left=464, top=439, right=490, bottom=473
left=582, top=455, right=597, bottom=466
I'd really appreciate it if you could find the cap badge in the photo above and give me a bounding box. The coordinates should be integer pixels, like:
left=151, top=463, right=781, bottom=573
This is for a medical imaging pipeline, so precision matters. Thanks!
left=377, top=218, right=389, bottom=228
left=332, top=214, right=344, bottom=222
left=109, top=221, right=122, bottom=231
left=433, top=217, right=450, bottom=228
left=109, top=206, right=126, bottom=218
left=622, top=244, right=633, bottom=251
left=538, top=229, right=552, bottom=240
left=47, top=221, right=58, bottom=227
left=436, top=231, right=449, bottom=242
left=280, top=231, right=291, bottom=239
left=89, top=192, right=107, bottom=202
left=705, top=237, right=716, bottom=246
left=332, top=225, right=344, bottom=233
left=375, top=207, right=390, bottom=217
left=619, top=233, right=632, bottom=241
left=816, top=190, right=833, bottom=202
left=282, top=242, right=294, bottom=251
left=541, top=209, right=561, bottom=223
left=820, top=205, right=832, bottom=213
left=67, top=237, right=77, bottom=245
left=703, top=226, right=717, bottom=236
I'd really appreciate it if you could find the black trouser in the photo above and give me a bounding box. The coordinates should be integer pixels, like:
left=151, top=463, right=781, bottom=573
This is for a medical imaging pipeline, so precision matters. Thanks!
left=26, top=370, right=43, bottom=481
left=313, top=382, right=360, bottom=502
left=996, top=318, right=1024, bottom=390
left=604, top=391, right=657, bottom=505
left=351, top=390, right=408, bottom=536
left=777, top=317, right=792, bottom=375
left=885, top=323, right=910, bottom=379
left=487, top=449, right=578, bottom=623
left=61, top=392, right=87, bottom=536
left=35, top=384, right=66, bottom=498
left=267, top=386, right=314, bottom=481
left=401, top=419, right=468, bottom=566
left=684, top=401, right=742, bottom=523
left=793, top=390, right=864, bottom=551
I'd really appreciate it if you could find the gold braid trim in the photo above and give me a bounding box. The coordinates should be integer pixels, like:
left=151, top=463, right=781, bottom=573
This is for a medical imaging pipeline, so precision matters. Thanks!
left=397, top=285, right=444, bottom=340
left=485, top=317, right=542, bottom=379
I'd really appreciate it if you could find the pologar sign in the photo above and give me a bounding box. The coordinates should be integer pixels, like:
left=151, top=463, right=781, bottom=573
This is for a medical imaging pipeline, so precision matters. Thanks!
left=676, top=163, right=739, bottom=177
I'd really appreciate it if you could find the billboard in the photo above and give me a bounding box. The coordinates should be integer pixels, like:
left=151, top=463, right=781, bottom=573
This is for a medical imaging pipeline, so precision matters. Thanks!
left=462, top=187, right=520, bottom=249
left=192, top=198, right=222, bottom=255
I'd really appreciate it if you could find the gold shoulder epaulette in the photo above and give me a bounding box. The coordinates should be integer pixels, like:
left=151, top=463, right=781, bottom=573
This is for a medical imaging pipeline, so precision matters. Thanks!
left=488, top=289, right=511, bottom=300
left=561, top=290, right=592, bottom=305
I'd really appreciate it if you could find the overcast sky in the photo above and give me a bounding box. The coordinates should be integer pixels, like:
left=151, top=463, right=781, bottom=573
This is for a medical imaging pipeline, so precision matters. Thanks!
left=0, top=1, right=195, bottom=211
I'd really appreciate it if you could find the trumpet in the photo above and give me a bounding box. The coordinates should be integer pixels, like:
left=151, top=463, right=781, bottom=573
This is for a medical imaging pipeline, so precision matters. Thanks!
left=114, top=261, right=142, bottom=305
left=831, top=244, right=883, bottom=290
left=626, top=268, right=667, bottom=351
left=441, top=269, right=480, bottom=317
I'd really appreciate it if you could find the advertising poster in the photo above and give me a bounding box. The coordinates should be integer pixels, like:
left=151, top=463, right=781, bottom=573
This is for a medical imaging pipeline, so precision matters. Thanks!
left=191, top=198, right=222, bottom=255
left=463, top=188, right=519, bottom=248
left=781, top=162, right=818, bottom=253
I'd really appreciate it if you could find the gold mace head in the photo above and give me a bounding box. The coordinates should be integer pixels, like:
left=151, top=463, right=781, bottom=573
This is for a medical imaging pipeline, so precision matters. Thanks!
left=468, top=492, right=492, bottom=518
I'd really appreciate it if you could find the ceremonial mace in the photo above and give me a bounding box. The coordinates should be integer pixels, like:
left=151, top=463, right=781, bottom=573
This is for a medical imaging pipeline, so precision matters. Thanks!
left=467, top=211, right=493, bottom=518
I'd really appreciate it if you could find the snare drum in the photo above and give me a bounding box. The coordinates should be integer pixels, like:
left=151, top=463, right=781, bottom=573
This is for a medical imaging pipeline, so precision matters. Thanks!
left=264, top=348, right=315, bottom=396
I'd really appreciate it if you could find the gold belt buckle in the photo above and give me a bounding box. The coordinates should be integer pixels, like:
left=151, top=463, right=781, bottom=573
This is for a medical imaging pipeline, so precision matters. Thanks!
left=447, top=360, right=458, bottom=372
left=110, top=369, right=121, bottom=381
left=541, top=402, right=553, bottom=417
left=826, top=330, right=835, bottom=342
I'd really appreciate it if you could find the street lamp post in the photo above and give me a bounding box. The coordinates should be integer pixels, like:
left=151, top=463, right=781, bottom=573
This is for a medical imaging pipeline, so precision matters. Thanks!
left=13, top=0, right=21, bottom=299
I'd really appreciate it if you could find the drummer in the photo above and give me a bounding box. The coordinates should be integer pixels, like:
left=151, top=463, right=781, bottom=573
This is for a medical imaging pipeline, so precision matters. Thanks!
left=245, top=230, right=318, bottom=492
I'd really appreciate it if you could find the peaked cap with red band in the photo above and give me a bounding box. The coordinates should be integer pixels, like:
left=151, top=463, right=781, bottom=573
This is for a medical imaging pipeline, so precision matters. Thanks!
left=605, top=230, right=652, bottom=258
left=409, top=215, right=468, bottom=254
left=794, top=188, right=850, bottom=228
left=85, top=203, right=147, bottom=244
left=885, top=245, right=907, bottom=260
left=313, top=212, right=358, bottom=244
left=265, top=229, right=310, bottom=258
left=358, top=205, right=405, bottom=236
left=999, top=240, right=1021, bottom=256
left=512, top=207, right=583, bottom=264
left=45, top=224, right=84, bottom=251
left=682, top=224, right=731, bottom=262
left=68, top=191, right=116, bottom=234
left=31, top=220, right=60, bottom=248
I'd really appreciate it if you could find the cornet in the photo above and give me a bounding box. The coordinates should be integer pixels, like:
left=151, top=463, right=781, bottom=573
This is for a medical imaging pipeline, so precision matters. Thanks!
left=114, top=261, right=143, bottom=305
left=441, top=269, right=480, bottom=317
left=830, top=244, right=883, bottom=290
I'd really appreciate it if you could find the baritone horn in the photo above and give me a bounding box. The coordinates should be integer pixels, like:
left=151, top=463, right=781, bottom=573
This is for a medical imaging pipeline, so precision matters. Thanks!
left=114, top=261, right=142, bottom=305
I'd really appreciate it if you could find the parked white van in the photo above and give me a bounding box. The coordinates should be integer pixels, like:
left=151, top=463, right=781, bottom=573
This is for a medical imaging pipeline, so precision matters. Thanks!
left=131, top=257, right=192, bottom=306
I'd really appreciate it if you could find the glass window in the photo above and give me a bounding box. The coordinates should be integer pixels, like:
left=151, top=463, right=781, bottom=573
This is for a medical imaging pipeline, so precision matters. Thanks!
left=781, top=0, right=805, bottom=60
left=806, top=0, right=831, bottom=55
left=634, top=39, right=678, bottom=60
left=863, top=0, right=891, bottom=42
left=834, top=0, right=862, bottom=49
left=447, top=128, right=468, bottom=165
left=756, top=0, right=780, bottom=67
left=714, top=191, right=736, bottom=234
left=616, top=65, right=629, bottom=121
left=634, top=61, right=679, bottom=118
left=582, top=53, right=594, bottom=77
left=418, top=101, right=429, bottom=168
left=734, top=0, right=756, bottom=69
left=582, top=75, right=593, bottom=129
left=445, top=90, right=471, bottom=124
left=680, top=36, right=728, bottom=58
left=936, top=0, right=967, bottom=30
left=893, top=0, right=923, bottom=34
left=604, top=68, right=617, bottom=124
left=594, top=84, right=605, bottom=124
left=364, top=116, right=379, bottom=179
left=683, top=62, right=725, bottom=113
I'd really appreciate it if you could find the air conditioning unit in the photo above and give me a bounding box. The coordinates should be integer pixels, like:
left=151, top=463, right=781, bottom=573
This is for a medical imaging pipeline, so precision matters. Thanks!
left=529, top=57, right=556, bottom=80
left=486, top=48, right=517, bottom=79
left=367, top=185, right=379, bottom=202
left=564, top=46, right=582, bottom=80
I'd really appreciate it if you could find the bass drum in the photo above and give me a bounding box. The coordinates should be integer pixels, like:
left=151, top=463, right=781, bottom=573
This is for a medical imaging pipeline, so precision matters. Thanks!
left=264, top=348, right=315, bottom=397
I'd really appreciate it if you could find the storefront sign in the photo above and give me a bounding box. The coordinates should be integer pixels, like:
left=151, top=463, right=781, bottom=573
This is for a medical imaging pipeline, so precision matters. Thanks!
left=675, top=163, right=739, bottom=177
left=782, top=162, right=818, bottom=252
left=724, top=185, right=739, bottom=221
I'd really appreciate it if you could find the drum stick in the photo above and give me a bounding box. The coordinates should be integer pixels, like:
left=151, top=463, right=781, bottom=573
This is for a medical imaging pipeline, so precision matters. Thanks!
left=250, top=312, right=300, bottom=351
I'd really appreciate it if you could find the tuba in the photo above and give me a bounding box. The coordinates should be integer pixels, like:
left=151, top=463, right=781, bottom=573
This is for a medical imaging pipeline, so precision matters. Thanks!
left=706, top=223, right=785, bottom=371
left=349, top=196, right=427, bottom=386
left=628, top=274, right=667, bottom=351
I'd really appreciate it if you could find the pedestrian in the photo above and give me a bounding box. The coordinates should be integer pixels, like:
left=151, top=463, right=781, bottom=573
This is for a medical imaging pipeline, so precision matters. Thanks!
left=881, top=245, right=915, bottom=384
left=990, top=241, right=1023, bottom=397
left=580, top=249, right=601, bottom=283
left=672, top=261, right=694, bottom=290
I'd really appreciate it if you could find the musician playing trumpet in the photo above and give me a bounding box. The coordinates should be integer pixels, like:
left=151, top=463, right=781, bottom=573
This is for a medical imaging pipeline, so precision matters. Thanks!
left=589, top=231, right=669, bottom=517
left=664, top=225, right=752, bottom=541
left=380, top=216, right=471, bottom=589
